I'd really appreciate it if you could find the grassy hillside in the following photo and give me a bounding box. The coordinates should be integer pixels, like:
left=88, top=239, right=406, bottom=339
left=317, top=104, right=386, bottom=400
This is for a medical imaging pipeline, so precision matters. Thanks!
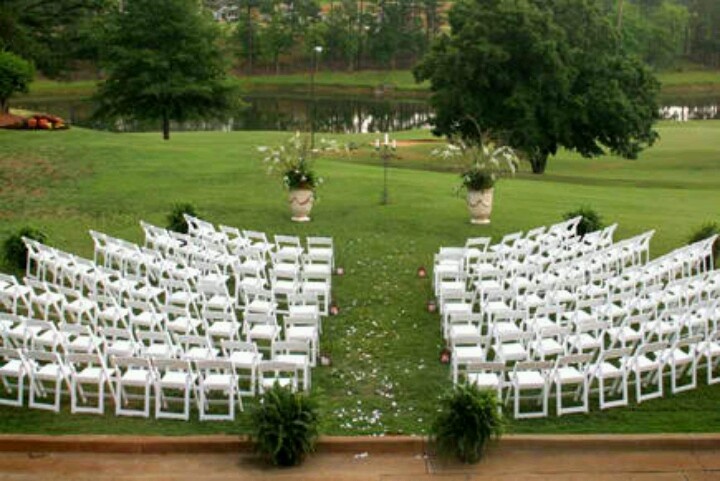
left=0, top=122, right=719, bottom=435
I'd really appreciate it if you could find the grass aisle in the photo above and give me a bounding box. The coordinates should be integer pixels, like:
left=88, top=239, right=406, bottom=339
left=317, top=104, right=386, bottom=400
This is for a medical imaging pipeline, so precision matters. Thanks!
left=0, top=122, right=719, bottom=435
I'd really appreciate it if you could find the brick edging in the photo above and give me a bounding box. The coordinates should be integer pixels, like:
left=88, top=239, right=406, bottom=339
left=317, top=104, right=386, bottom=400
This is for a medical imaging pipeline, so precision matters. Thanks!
left=0, top=434, right=716, bottom=454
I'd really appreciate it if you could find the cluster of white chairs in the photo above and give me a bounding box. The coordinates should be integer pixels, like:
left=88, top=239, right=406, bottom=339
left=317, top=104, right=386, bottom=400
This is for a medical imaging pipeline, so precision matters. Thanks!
left=0, top=217, right=334, bottom=421
left=434, top=218, right=719, bottom=419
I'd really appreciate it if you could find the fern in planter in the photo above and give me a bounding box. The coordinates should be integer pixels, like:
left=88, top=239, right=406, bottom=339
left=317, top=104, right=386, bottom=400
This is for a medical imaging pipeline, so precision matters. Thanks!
left=250, top=384, right=319, bottom=467
left=166, top=203, right=197, bottom=234
left=564, top=207, right=604, bottom=237
left=2, top=227, right=47, bottom=274
left=431, top=384, right=504, bottom=464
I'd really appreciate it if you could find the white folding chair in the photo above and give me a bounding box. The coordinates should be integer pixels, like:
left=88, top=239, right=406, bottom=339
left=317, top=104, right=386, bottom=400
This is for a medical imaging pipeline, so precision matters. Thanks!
left=196, top=359, right=240, bottom=421
left=137, top=331, right=179, bottom=359
left=66, top=352, right=116, bottom=415
left=552, top=354, right=593, bottom=416
left=152, top=358, right=197, bottom=420
left=221, top=340, right=262, bottom=396
left=508, top=360, right=553, bottom=419
left=0, top=274, right=32, bottom=315
left=271, top=340, right=312, bottom=392
left=307, top=236, right=334, bottom=269
left=177, top=334, right=218, bottom=361
left=592, top=347, right=632, bottom=410
left=257, top=360, right=299, bottom=394
left=662, top=335, right=701, bottom=394
left=628, top=341, right=668, bottom=403
left=112, top=356, right=154, bottom=418
left=464, top=361, right=505, bottom=402
left=0, top=348, right=28, bottom=406
left=698, top=330, right=720, bottom=385
left=25, top=350, right=71, bottom=412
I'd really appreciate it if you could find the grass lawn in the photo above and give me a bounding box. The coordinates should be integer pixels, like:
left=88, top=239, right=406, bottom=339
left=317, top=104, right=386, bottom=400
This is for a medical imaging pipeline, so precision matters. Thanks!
left=0, top=122, right=719, bottom=435
left=23, top=68, right=720, bottom=100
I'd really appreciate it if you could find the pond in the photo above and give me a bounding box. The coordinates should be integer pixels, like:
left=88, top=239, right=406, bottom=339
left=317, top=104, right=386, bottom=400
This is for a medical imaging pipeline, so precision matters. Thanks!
left=14, top=92, right=720, bottom=134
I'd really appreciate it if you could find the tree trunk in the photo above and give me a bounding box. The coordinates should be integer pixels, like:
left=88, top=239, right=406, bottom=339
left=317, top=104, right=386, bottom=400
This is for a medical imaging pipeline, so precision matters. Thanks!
left=0, top=98, right=8, bottom=114
left=162, top=112, right=170, bottom=140
left=530, top=151, right=548, bottom=174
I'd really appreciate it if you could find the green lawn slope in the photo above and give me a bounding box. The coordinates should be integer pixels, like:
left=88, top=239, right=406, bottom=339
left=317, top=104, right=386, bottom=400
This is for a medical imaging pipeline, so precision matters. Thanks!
left=0, top=121, right=719, bottom=435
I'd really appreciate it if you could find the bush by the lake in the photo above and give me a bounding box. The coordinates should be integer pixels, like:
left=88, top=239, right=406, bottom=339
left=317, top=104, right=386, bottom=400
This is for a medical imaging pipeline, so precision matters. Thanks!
left=166, top=203, right=198, bottom=234
left=2, top=227, right=47, bottom=273
left=688, top=221, right=720, bottom=269
left=564, top=207, right=604, bottom=237
left=431, top=384, right=503, bottom=464
left=250, top=384, right=319, bottom=467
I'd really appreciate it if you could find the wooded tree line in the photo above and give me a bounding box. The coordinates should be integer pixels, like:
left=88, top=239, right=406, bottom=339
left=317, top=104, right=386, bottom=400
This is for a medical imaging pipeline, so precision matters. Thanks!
left=1, top=0, right=719, bottom=79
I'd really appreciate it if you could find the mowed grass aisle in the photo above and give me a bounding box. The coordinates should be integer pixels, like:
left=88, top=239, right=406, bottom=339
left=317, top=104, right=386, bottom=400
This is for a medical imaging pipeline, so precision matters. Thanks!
left=0, top=122, right=719, bottom=435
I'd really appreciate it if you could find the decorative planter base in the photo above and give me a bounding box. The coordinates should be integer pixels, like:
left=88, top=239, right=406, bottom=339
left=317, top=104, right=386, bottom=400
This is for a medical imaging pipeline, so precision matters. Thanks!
left=289, top=188, right=314, bottom=222
left=467, top=188, right=494, bottom=225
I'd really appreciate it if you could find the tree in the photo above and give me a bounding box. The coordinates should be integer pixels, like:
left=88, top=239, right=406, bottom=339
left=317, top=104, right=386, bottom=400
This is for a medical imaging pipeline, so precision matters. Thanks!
left=0, top=0, right=111, bottom=77
left=0, top=51, right=34, bottom=114
left=414, top=0, right=661, bottom=174
left=259, top=9, right=295, bottom=74
left=96, top=0, right=238, bottom=140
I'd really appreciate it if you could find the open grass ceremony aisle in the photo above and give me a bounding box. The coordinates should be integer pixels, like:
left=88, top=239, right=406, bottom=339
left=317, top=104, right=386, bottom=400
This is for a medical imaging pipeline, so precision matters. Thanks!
left=1, top=121, right=719, bottom=436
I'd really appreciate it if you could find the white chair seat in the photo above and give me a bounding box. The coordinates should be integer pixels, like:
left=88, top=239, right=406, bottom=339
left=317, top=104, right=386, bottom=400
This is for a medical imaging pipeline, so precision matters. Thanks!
left=515, top=371, right=545, bottom=388
left=37, top=364, right=66, bottom=380
left=286, top=326, right=317, bottom=341
left=206, top=295, right=234, bottom=309
left=204, top=373, right=234, bottom=390
left=556, top=367, right=584, bottom=384
left=160, top=371, right=193, bottom=389
left=146, top=345, right=174, bottom=358
left=596, top=362, right=623, bottom=379
left=185, top=347, right=217, bottom=361
left=167, top=317, right=202, bottom=333
left=536, top=338, right=564, bottom=355
left=276, top=354, right=308, bottom=367
left=229, top=351, right=260, bottom=368
left=0, top=360, right=24, bottom=376
left=106, top=341, right=135, bottom=357
left=247, top=324, right=279, bottom=339
left=122, top=369, right=150, bottom=386
left=467, top=372, right=500, bottom=389
left=497, top=343, right=527, bottom=361
left=207, top=322, right=236, bottom=337
left=453, top=346, right=484, bottom=361
left=634, top=355, right=659, bottom=372
left=76, top=367, right=111, bottom=382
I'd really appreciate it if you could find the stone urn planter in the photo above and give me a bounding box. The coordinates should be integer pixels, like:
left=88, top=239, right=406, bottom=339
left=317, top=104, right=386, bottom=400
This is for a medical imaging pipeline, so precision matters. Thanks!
left=467, top=188, right=494, bottom=225
left=288, top=188, right=314, bottom=222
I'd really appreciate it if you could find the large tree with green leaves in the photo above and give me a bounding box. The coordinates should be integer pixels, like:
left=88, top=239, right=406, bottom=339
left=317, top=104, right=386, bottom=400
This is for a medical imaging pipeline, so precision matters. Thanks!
left=96, top=0, right=238, bottom=140
left=0, top=51, right=34, bottom=114
left=414, top=0, right=661, bottom=174
left=0, top=0, right=111, bottom=77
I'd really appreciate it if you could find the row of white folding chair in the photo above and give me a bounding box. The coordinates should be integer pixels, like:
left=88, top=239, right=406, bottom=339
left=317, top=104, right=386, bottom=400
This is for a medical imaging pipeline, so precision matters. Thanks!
left=460, top=334, right=718, bottom=418
left=0, top=348, right=115, bottom=414
left=450, top=305, right=719, bottom=379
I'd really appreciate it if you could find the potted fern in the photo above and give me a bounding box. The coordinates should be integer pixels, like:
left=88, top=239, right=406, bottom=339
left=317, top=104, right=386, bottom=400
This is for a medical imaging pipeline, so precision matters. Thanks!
left=433, top=138, right=518, bottom=225
left=431, top=384, right=504, bottom=464
left=250, top=384, right=319, bottom=467
left=259, top=133, right=325, bottom=222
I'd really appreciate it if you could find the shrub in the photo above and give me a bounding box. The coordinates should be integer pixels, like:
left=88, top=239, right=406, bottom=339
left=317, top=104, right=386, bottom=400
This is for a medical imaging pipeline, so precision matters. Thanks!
left=166, top=203, right=197, bottom=234
left=564, top=207, right=604, bottom=237
left=688, top=221, right=719, bottom=269
left=2, top=227, right=47, bottom=273
left=250, top=384, right=319, bottom=467
left=431, top=384, right=503, bottom=464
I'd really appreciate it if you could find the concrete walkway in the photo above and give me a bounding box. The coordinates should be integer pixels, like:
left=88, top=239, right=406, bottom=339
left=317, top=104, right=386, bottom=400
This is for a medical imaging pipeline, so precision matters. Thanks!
left=0, top=435, right=718, bottom=480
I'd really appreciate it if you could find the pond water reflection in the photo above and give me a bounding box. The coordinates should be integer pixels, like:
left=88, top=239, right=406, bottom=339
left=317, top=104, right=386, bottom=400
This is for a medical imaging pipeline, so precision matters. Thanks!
left=14, top=92, right=720, bottom=133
